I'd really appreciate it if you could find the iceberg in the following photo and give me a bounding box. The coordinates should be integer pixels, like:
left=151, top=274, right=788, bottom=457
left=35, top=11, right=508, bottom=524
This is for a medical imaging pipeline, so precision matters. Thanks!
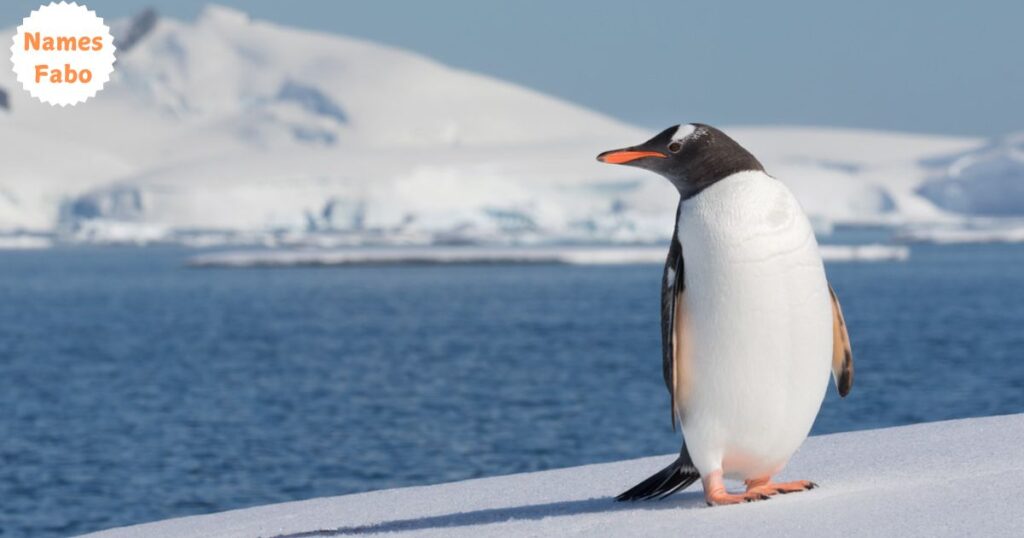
left=186, top=244, right=909, bottom=268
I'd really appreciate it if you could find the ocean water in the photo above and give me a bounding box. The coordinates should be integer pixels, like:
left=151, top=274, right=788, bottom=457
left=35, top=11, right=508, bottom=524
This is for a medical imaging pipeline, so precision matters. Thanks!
left=1, top=245, right=1023, bottom=537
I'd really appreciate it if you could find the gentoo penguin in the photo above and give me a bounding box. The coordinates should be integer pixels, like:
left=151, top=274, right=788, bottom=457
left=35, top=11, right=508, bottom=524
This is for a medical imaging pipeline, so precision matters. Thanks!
left=597, top=124, right=854, bottom=505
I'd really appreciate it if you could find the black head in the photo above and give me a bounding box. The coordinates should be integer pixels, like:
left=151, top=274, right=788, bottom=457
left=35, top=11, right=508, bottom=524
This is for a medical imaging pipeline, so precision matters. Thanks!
left=597, top=123, right=765, bottom=199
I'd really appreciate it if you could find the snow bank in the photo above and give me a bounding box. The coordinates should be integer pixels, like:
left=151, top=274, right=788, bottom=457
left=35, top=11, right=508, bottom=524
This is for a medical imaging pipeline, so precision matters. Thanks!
left=186, top=244, right=909, bottom=268
left=81, top=413, right=1024, bottom=538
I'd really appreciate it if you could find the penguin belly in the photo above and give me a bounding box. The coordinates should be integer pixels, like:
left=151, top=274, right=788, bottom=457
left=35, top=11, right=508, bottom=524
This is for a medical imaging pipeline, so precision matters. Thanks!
left=676, top=171, right=832, bottom=480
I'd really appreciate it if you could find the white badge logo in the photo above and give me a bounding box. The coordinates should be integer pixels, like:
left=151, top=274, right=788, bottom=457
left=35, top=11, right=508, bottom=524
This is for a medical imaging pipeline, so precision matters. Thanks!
left=10, top=2, right=116, bottom=106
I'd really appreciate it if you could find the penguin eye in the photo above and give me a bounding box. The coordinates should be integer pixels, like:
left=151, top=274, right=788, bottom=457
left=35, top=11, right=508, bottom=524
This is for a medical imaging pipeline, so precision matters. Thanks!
left=668, top=141, right=683, bottom=153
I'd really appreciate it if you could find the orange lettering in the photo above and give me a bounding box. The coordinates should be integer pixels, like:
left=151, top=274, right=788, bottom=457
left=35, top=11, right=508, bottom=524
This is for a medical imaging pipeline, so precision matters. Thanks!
left=34, top=64, right=47, bottom=83
left=24, top=32, right=40, bottom=51
left=22, top=33, right=106, bottom=52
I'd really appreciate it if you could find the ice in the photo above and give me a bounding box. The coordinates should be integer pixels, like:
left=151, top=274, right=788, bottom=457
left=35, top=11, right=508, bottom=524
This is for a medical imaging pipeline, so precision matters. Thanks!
left=898, top=223, right=1024, bottom=244
left=80, top=413, right=1024, bottom=537
left=817, top=244, right=909, bottom=261
left=0, top=6, right=1000, bottom=246
left=917, top=132, right=1024, bottom=216
left=0, top=235, right=52, bottom=250
left=186, top=244, right=909, bottom=268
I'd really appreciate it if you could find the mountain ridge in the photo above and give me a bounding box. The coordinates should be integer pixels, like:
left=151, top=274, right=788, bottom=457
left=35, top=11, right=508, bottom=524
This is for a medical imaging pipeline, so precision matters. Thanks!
left=0, top=5, right=1003, bottom=245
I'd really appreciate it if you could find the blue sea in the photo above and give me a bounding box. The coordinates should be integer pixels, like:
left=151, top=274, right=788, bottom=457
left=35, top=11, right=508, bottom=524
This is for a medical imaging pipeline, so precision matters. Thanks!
left=2, top=244, right=1023, bottom=537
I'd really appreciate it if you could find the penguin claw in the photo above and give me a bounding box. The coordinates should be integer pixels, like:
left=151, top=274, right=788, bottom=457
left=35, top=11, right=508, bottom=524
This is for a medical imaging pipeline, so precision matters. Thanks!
left=746, top=479, right=819, bottom=496
left=705, top=490, right=771, bottom=506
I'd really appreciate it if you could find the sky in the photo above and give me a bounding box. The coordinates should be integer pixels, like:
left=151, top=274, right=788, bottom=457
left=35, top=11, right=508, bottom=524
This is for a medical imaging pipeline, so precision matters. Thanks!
left=2, top=0, right=1021, bottom=137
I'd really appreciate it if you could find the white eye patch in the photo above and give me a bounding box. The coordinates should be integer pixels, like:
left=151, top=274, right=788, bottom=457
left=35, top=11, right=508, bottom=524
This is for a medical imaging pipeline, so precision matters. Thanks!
left=671, top=124, right=696, bottom=142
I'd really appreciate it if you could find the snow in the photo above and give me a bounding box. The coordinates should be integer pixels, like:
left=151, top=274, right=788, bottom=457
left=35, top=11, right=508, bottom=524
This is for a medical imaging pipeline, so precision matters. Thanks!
left=0, top=5, right=1011, bottom=247
left=817, top=244, right=909, bottom=261
left=0, top=235, right=52, bottom=250
left=917, top=132, right=1024, bottom=216
left=898, top=223, right=1024, bottom=244
left=726, top=126, right=982, bottom=226
left=188, top=246, right=668, bottom=267
left=186, top=244, right=909, bottom=268
left=80, top=413, right=1024, bottom=538
left=0, top=5, right=646, bottom=241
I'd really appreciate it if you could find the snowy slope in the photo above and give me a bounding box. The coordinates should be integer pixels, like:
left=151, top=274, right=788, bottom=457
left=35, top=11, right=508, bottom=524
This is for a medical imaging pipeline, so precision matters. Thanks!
left=0, top=5, right=654, bottom=241
left=0, top=5, right=1004, bottom=244
left=81, top=413, right=1024, bottom=538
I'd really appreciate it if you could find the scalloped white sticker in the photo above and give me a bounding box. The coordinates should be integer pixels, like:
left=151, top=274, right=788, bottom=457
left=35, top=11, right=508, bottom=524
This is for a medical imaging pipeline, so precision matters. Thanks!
left=10, top=2, right=116, bottom=106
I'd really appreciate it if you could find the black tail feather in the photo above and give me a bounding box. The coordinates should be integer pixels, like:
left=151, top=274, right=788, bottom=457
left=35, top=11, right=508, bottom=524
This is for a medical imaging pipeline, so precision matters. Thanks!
left=615, top=445, right=700, bottom=502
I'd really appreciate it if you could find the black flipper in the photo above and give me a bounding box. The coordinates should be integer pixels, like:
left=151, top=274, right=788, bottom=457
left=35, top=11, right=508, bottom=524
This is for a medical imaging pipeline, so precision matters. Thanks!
left=661, top=206, right=685, bottom=430
left=616, top=444, right=700, bottom=502
left=617, top=204, right=699, bottom=503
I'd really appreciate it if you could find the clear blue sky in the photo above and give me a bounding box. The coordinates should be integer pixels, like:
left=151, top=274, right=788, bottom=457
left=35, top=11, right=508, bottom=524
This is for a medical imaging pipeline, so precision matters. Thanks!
left=3, top=0, right=1020, bottom=136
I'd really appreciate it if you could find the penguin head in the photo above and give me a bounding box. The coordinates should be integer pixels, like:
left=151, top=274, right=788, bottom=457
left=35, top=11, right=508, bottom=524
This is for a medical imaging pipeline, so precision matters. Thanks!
left=597, top=123, right=764, bottom=199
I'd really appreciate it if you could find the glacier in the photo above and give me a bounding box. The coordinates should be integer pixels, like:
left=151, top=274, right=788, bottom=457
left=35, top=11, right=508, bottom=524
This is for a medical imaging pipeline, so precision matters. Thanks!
left=0, top=5, right=1017, bottom=246
left=917, top=132, right=1024, bottom=217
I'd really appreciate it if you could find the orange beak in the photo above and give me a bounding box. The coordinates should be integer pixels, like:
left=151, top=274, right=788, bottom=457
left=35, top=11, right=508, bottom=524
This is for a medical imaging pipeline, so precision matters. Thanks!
left=596, top=149, right=667, bottom=164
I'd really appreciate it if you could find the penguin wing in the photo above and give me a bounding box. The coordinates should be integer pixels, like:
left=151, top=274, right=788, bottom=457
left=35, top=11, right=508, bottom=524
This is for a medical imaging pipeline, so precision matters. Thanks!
left=829, top=284, right=854, bottom=397
left=662, top=225, right=685, bottom=428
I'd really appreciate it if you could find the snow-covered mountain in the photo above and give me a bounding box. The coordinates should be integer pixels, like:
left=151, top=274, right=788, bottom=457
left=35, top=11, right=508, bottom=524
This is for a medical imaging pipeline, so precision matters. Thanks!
left=917, top=132, right=1024, bottom=216
left=0, top=5, right=1011, bottom=246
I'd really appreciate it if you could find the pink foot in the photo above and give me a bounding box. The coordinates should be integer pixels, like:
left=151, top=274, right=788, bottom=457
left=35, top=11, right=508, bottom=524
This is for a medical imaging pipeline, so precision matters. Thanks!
left=745, top=476, right=818, bottom=496
left=702, top=470, right=770, bottom=506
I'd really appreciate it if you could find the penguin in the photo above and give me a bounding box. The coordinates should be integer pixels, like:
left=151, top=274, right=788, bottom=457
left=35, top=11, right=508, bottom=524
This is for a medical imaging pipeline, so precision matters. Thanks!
left=597, top=123, right=854, bottom=505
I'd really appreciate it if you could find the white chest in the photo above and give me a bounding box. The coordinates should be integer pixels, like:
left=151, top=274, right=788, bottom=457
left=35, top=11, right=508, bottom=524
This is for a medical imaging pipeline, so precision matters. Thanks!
left=675, top=171, right=833, bottom=477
